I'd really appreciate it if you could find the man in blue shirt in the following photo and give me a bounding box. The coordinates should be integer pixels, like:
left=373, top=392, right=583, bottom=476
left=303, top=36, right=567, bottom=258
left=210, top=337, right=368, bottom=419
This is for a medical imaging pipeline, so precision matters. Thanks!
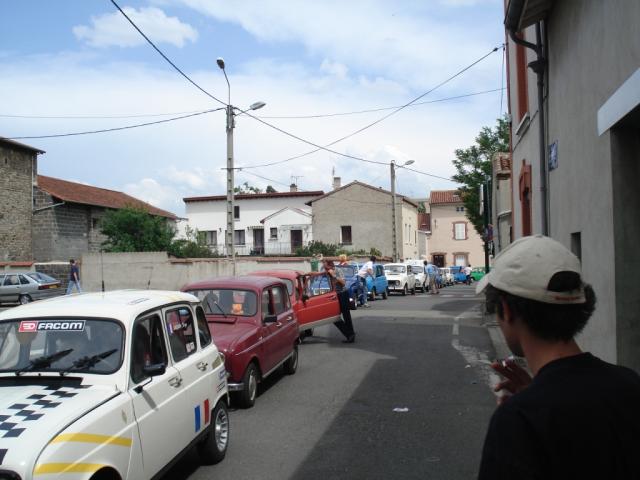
left=424, top=260, right=439, bottom=295
left=66, top=258, right=82, bottom=294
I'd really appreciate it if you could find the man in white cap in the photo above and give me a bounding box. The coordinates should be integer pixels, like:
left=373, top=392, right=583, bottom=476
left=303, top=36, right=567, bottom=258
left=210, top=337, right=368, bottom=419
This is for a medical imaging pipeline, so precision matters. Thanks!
left=476, top=235, right=640, bottom=479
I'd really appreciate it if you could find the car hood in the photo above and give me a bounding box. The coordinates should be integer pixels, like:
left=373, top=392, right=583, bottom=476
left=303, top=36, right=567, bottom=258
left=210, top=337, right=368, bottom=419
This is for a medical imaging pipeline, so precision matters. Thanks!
left=209, top=321, right=256, bottom=353
left=0, top=380, right=119, bottom=471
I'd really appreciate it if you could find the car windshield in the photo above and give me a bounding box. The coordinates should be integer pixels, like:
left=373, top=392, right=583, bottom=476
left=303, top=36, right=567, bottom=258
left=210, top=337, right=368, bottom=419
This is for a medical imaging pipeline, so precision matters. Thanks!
left=336, top=265, right=356, bottom=277
left=27, top=272, right=57, bottom=283
left=411, top=266, right=423, bottom=274
left=0, top=318, right=123, bottom=374
left=384, top=265, right=406, bottom=274
left=187, top=289, right=258, bottom=317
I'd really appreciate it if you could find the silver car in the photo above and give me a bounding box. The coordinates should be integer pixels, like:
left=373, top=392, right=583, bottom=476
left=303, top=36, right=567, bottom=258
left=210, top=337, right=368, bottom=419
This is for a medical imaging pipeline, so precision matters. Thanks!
left=0, top=272, right=64, bottom=305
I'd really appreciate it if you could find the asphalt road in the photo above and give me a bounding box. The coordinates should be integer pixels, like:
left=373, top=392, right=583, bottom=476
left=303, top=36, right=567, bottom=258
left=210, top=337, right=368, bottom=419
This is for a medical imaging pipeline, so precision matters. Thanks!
left=166, top=283, right=502, bottom=480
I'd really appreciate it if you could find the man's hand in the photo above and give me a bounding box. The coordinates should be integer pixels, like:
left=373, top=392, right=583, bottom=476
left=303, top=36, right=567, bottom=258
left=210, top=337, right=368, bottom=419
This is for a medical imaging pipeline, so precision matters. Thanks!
left=491, top=358, right=532, bottom=405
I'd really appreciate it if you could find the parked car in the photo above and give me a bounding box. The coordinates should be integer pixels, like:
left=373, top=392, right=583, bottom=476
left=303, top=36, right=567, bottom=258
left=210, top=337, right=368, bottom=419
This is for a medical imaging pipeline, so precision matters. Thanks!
left=408, top=262, right=427, bottom=292
left=335, top=263, right=362, bottom=309
left=471, top=267, right=486, bottom=282
left=450, top=266, right=468, bottom=284
left=0, top=271, right=63, bottom=305
left=440, top=267, right=454, bottom=286
left=0, top=290, right=229, bottom=479
left=353, top=263, right=389, bottom=302
left=183, top=276, right=299, bottom=408
left=383, top=263, right=416, bottom=295
left=247, top=269, right=341, bottom=337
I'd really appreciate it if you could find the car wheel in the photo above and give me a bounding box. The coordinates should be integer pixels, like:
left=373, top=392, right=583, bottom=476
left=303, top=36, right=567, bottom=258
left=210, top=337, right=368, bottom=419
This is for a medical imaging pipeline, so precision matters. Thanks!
left=237, top=363, right=259, bottom=408
left=402, top=284, right=407, bottom=296
left=19, top=294, right=32, bottom=305
left=283, top=344, right=298, bottom=375
left=370, top=288, right=377, bottom=301
left=197, top=400, right=229, bottom=465
left=382, top=288, right=388, bottom=299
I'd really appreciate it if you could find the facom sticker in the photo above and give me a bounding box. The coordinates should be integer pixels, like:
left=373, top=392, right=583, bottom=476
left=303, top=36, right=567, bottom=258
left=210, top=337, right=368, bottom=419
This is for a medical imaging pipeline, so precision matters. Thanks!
left=37, top=320, right=86, bottom=331
left=19, top=321, right=38, bottom=332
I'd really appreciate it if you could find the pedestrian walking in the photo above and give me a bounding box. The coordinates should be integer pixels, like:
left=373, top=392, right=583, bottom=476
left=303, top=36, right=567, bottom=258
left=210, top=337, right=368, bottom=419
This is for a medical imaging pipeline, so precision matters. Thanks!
left=314, top=259, right=355, bottom=343
left=464, top=264, right=472, bottom=285
left=476, top=235, right=640, bottom=479
left=357, top=256, right=375, bottom=307
left=424, top=260, right=439, bottom=294
left=66, top=259, right=82, bottom=294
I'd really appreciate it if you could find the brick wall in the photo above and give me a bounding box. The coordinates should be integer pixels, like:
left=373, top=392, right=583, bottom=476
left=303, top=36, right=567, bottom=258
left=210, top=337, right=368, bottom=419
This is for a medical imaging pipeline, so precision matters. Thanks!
left=0, top=145, right=34, bottom=261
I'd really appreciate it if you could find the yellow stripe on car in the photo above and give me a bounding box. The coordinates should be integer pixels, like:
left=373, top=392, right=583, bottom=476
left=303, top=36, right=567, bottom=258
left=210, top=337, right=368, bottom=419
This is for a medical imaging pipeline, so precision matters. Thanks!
left=51, top=433, right=132, bottom=447
left=34, top=463, right=105, bottom=474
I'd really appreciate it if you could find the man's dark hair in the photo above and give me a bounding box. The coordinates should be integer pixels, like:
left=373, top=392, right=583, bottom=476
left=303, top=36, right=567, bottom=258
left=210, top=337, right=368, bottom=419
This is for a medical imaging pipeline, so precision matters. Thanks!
left=423, top=260, right=428, bottom=265
left=370, top=256, right=376, bottom=262
left=484, top=272, right=596, bottom=342
left=69, top=259, right=75, bottom=264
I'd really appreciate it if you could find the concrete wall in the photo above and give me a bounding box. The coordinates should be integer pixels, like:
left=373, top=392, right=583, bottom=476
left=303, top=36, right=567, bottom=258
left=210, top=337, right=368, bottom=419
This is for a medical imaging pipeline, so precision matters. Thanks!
left=0, top=144, right=35, bottom=261
left=427, top=203, right=485, bottom=267
left=505, top=0, right=640, bottom=365
left=400, top=201, right=419, bottom=260
left=80, top=252, right=313, bottom=292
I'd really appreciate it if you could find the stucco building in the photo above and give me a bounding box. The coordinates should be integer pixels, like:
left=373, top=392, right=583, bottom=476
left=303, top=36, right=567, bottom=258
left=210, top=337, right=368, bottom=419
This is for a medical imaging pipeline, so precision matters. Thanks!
left=426, top=190, right=484, bottom=267
left=491, top=152, right=512, bottom=254
left=504, top=0, right=640, bottom=369
left=308, top=181, right=419, bottom=260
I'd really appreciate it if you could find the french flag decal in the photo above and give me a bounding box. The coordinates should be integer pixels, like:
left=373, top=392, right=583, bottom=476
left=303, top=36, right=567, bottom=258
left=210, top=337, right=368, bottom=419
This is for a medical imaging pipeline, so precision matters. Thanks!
left=194, top=399, right=210, bottom=432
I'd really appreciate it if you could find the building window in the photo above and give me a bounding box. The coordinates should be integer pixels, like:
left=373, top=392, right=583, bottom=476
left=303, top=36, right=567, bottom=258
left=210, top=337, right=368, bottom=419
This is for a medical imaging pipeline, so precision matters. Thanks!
left=453, top=222, right=467, bottom=240
left=571, top=232, right=582, bottom=261
left=456, top=206, right=465, bottom=212
left=340, top=226, right=352, bottom=245
left=234, top=229, right=245, bottom=246
left=270, top=227, right=278, bottom=239
left=199, top=230, right=217, bottom=246
left=454, top=253, right=468, bottom=266
left=91, top=218, right=100, bottom=230
left=515, top=36, right=529, bottom=121
left=234, top=205, right=240, bottom=220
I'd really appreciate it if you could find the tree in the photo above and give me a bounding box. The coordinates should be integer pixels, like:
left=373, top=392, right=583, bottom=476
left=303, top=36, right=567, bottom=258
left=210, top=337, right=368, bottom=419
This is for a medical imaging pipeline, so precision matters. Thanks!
left=266, top=185, right=277, bottom=193
left=168, top=226, right=220, bottom=258
left=451, top=115, right=509, bottom=235
left=234, top=182, right=262, bottom=194
left=100, top=206, right=175, bottom=252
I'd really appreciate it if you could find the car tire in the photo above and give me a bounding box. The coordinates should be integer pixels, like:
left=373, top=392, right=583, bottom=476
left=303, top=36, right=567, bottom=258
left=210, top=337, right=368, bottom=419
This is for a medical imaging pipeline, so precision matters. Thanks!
left=370, top=288, right=376, bottom=301
left=19, top=294, right=32, bottom=305
left=197, top=400, right=229, bottom=465
left=402, top=284, right=407, bottom=296
left=237, top=363, right=259, bottom=408
left=382, top=288, right=388, bottom=299
left=283, top=345, right=298, bottom=375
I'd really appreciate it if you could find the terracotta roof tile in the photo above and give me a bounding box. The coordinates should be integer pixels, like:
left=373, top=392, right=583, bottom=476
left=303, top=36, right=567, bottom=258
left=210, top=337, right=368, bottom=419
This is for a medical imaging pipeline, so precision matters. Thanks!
left=429, top=190, right=462, bottom=204
left=37, top=175, right=177, bottom=219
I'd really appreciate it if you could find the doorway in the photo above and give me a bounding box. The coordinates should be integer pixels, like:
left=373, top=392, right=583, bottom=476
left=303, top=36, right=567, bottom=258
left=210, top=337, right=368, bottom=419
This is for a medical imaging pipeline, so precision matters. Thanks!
left=290, top=230, right=303, bottom=253
left=253, top=229, right=264, bottom=255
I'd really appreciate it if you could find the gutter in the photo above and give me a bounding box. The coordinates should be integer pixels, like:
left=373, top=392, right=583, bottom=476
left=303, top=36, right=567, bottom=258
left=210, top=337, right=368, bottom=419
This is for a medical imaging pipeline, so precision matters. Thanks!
left=505, top=3, right=549, bottom=235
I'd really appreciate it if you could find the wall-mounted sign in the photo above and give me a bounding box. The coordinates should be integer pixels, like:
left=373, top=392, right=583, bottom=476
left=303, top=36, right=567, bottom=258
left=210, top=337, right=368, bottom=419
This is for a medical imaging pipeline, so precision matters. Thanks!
left=549, top=141, right=558, bottom=171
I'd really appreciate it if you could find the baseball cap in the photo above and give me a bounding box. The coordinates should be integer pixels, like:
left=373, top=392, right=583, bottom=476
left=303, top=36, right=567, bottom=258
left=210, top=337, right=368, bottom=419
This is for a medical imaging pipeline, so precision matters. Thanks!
left=475, top=235, right=586, bottom=304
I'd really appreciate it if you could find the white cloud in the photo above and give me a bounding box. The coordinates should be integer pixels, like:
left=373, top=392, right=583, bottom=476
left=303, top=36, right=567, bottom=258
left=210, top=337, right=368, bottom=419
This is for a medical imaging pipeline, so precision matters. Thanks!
left=73, top=7, right=198, bottom=48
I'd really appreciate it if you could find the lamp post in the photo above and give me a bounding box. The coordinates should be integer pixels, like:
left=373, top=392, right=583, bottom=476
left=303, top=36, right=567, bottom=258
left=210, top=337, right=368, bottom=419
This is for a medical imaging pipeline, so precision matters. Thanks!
left=390, top=159, right=414, bottom=262
left=216, top=57, right=265, bottom=275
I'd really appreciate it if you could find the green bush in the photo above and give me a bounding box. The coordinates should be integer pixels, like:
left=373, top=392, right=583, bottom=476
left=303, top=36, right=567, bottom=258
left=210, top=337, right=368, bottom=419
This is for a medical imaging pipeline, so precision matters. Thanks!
left=295, top=241, right=339, bottom=257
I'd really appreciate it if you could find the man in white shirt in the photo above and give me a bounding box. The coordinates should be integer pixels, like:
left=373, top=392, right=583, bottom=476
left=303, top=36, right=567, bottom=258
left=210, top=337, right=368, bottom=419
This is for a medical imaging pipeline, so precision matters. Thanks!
left=357, top=256, right=375, bottom=307
left=464, top=264, right=472, bottom=285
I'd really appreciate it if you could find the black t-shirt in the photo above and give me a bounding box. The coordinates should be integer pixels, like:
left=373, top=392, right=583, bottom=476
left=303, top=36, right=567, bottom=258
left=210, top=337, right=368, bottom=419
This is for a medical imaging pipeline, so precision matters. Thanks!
left=478, top=353, right=640, bottom=480
left=69, top=264, right=79, bottom=281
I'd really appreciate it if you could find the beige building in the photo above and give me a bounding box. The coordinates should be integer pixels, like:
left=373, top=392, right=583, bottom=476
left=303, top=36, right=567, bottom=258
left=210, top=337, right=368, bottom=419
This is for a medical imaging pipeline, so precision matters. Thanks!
left=504, top=0, right=640, bottom=370
left=309, top=181, right=419, bottom=259
left=426, top=190, right=484, bottom=268
left=491, top=152, right=512, bottom=254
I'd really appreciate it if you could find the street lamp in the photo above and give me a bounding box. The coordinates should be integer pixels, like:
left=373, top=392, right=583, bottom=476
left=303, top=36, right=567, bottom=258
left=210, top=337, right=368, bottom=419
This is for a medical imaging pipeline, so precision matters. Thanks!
left=390, top=159, right=414, bottom=262
left=217, top=57, right=265, bottom=275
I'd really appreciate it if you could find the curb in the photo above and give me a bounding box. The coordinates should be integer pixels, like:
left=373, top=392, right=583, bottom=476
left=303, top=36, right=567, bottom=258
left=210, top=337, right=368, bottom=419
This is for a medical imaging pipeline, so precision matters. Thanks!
left=483, top=313, right=511, bottom=360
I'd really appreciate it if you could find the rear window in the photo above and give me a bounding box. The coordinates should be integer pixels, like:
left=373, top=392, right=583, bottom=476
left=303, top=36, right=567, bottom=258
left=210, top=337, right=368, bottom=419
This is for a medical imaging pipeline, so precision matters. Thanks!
left=411, top=266, right=423, bottom=274
left=27, top=273, right=57, bottom=283
left=384, top=265, right=406, bottom=274
left=336, top=265, right=356, bottom=277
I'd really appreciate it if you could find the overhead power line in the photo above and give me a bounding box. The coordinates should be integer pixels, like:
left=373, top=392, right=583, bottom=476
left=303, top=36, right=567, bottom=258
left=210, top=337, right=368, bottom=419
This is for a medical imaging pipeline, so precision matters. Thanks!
left=6, top=109, right=221, bottom=140
left=0, top=109, right=207, bottom=120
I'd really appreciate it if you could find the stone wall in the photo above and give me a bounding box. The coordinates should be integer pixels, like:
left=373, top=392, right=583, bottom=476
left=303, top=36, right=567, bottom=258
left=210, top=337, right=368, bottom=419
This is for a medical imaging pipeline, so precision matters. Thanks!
left=0, top=144, right=34, bottom=261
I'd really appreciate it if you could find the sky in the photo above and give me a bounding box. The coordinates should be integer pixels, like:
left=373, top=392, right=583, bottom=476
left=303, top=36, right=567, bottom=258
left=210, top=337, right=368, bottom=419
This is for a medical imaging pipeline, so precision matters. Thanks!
left=0, top=0, right=507, bottom=216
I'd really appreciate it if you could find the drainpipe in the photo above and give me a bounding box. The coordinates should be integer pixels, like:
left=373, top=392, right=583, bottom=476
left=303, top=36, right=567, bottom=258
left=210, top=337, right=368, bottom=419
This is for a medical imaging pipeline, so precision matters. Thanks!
left=508, top=23, right=549, bottom=236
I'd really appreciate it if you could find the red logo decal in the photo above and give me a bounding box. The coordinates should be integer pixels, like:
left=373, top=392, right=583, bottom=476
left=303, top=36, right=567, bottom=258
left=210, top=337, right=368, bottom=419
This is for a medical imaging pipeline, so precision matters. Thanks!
left=19, top=321, right=38, bottom=332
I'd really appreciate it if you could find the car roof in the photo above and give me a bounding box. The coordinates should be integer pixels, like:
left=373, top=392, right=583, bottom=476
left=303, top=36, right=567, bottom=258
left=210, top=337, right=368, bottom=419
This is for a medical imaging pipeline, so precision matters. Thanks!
left=183, top=276, right=285, bottom=291
left=0, top=290, right=199, bottom=324
left=246, top=269, right=303, bottom=279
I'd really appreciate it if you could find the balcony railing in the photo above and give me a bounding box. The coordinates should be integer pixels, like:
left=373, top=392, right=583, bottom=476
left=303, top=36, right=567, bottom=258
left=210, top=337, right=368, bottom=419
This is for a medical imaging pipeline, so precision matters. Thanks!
left=205, top=241, right=310, bottom=256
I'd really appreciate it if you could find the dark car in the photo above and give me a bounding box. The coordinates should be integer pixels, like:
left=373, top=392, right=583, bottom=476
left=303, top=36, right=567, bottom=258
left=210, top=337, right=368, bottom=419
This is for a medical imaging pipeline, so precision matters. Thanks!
left=0, top=271, right=63, bottom=305
left=183, top=276, right=299, bottom=408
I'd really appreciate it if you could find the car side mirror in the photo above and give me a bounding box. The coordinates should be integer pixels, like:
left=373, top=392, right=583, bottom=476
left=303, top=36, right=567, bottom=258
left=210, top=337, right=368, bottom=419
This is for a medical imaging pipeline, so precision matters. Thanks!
left=263, top=314, right=278, bottom=324
left=143, top=363, right=166, bottom=377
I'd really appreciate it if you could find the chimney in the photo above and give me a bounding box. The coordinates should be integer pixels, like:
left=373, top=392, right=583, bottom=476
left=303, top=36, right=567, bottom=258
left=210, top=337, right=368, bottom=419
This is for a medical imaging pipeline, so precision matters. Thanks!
left=289, top=183, right=298, bottom=192
left=332, top=176, right=341, bottom=190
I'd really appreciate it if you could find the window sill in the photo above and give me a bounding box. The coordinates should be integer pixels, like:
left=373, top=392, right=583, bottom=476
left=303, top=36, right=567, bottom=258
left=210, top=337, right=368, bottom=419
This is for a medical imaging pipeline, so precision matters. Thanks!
left=515, top=112, right=531, bottom=137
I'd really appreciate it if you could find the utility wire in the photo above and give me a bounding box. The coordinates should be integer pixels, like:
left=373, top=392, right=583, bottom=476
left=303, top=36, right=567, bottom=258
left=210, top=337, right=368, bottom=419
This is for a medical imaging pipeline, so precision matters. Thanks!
left=236, top=169, right=291, bottom=188
left=6, top=109, right=221, bottom=140
left=0, top=109, right=207, bottom=120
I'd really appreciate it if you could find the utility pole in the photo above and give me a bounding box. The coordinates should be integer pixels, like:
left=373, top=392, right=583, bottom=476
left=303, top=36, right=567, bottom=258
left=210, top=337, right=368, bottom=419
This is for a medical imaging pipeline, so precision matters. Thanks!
left=390, top=161, right=398, bottom=262
left=225, top=102, right=236, bottom=275
left=482, top=181, right=490, bottom=273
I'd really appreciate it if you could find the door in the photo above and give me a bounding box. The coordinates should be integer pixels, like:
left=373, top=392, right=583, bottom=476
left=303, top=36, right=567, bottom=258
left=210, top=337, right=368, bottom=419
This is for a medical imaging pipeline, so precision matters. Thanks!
left=267, top=284, right=295, bottom=368
left=433, top=254, right=445, bottom=268
left=296, top=274, right=341, bottom=329
left=129, top=313, right=190, bottom=478
left=374, top=265, right=386, bottom=293
left=0, top=274, right=21, bottom=303
left=290, top=230, right=303, bottom=252
left=253, top=229, right=264, bottom=255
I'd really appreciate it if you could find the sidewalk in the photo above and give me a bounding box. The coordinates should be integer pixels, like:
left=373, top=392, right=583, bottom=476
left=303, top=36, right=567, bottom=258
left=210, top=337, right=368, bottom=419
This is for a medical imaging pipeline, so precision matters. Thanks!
left=483, top=311, right=511, bottom=360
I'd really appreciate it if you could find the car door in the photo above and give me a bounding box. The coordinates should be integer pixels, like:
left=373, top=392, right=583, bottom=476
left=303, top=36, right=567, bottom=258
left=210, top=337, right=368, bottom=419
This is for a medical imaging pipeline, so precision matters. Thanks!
left=267, top=284, right=296, bottom=367
left=296, top=274, right=341, bottom=330
left=0, top=274, right=20, bottom=303
left=129, top=313, right=191, bottom=478
left=19, top=274, right=37, bottom=297
left=375, top=265, right=386, bottom=293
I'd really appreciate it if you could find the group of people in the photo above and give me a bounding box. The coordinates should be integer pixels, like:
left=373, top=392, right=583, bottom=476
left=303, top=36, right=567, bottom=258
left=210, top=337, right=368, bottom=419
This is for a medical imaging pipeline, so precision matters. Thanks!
left=422, top=260, right=474, bottom=294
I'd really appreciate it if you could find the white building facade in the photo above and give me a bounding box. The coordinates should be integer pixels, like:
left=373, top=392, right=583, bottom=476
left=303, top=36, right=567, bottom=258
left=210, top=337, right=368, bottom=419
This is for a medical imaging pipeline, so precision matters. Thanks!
left=183, top=190, right=323, bottom=256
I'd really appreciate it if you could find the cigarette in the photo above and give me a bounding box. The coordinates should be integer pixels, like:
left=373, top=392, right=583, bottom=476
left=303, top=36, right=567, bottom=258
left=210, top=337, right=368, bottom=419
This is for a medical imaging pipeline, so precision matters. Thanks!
left=501, top=355, right=516, bottom=368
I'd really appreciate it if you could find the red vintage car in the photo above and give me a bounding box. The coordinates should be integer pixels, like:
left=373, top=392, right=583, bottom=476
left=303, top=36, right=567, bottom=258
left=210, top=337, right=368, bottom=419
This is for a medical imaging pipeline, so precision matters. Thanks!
left=247, top=270, right=341, bottom=339
left=182, top=276, right=299, bottom=408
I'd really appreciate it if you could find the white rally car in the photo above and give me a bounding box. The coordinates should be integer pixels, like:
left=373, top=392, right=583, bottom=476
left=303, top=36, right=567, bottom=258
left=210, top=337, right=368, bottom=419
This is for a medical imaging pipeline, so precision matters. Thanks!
left=0, top=290, right=229, bottom=480
left=383, top=263, right=417, bottom=296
